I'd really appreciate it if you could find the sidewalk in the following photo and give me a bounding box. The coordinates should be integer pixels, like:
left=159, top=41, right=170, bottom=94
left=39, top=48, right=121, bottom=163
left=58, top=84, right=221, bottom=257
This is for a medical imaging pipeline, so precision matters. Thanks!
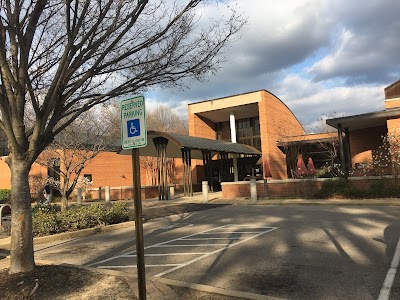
left=132, top=191, right=400, bottom=207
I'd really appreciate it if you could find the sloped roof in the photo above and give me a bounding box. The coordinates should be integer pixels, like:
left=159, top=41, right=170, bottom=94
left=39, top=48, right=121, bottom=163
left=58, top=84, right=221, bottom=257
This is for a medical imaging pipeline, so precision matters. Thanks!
left=118, top=130, right=261, bottom=159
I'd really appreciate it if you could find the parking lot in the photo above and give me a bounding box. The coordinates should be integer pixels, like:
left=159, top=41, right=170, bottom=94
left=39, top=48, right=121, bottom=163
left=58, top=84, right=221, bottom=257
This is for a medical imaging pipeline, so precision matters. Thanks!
left=88, top=224, right=278, bottom=277
left=34, top=204, right=400, bottom=299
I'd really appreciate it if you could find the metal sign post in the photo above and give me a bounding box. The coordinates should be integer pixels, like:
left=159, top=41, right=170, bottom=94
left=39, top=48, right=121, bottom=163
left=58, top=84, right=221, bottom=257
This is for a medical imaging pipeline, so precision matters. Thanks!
left=120, top=96, right=147, bottom=299
left=132, top=147, right=146, bottom=300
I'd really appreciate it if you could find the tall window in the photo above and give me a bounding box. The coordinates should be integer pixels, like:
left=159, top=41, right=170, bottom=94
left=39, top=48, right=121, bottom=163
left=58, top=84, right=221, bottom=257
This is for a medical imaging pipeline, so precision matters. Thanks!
left=215, top=121, right=231, bottom=141
left=216, top=117, right=261, bottom=151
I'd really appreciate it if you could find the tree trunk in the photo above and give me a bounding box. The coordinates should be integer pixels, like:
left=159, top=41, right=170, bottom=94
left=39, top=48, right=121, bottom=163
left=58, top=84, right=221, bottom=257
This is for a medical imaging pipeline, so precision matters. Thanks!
left=61, top=196, right=68, bottom=211
left=9, top=158, right=35, bottom=273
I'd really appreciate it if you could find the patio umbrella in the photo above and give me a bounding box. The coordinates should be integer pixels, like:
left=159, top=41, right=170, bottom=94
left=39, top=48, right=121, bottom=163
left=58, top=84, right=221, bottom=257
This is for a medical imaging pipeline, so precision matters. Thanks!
left=307, top=157, right=316, bottom=176
left=296, top=154, right=308, bottom=176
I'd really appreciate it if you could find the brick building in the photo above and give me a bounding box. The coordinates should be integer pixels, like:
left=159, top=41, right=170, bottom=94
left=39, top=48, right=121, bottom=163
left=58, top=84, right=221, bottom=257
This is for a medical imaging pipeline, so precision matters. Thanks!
left=188, top=89, right=304, bottom=184
left=327, top=80, right=400, bottom=176
left=1, top=81, right=400, bottom=197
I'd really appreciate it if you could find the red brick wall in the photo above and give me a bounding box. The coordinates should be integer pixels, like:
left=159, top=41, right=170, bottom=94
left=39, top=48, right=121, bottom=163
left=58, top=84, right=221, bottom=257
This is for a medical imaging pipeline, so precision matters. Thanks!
left=188, top=106, right=216, bottom=139
left=221, top=177, right=393, bottom=199
left=258, top=91, right=304, bottom=179
left=88, top=185, right=166, bottom=200
left=350, top=126, right=387, bottom=166
left=82, top=152, right=138, bottom=188
left=222, top=180, right=322, bottom=198
left=385, top=99, right=400, bottom=109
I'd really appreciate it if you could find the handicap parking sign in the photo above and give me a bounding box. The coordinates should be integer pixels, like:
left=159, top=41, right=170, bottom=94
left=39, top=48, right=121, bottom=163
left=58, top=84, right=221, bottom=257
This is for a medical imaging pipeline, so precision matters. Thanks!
left=120, top=96, right=146, bottom=149
left=127, top=119, right=140, bottom=137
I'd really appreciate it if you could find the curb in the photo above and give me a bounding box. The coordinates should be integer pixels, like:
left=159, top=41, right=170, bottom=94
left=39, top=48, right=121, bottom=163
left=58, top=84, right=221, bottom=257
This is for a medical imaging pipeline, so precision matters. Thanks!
left=39, top=261, right=284, bottom=300
left=0, top=221, right=135, bottom=249
left=153, top=276, right=286, bottom=300
left=209, top=199, right=400, bottom=206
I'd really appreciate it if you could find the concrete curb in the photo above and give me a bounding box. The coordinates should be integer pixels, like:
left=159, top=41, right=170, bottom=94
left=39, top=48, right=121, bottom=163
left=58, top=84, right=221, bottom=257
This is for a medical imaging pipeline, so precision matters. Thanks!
left=41, top=261, right=284, bottom=300
left=0, top=221, right=135, bottom=249
left=153, top=276, right=286, bottom=300
left=209, top=198, right=400, bottom=206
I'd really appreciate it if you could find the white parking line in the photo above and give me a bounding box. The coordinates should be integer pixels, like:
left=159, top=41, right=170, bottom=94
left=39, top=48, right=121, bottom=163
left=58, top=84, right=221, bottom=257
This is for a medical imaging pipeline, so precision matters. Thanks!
left=378, top=236, right=400, bottom=300
left=181, top=238, right=241, bottom=240
left=198, top=231, right=267, bottom=234
left=87, top=224, right=231, bottom=266
left=89, top=224, right=279, bottom=276
left=154, top=244, right=231, bottom=247
left=154, top=226, right=278, bottom=277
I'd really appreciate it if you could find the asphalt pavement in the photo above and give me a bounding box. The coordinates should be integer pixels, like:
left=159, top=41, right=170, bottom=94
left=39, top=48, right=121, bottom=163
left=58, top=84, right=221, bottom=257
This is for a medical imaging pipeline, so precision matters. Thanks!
left=2, top=193, right=400, bottom=299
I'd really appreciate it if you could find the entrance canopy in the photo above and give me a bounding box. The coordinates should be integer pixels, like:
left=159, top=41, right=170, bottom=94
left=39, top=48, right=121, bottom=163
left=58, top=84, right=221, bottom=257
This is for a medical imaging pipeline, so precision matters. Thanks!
left=118, top=130, right=261, bottom=159
left=118, top=130, right=261, bottom=199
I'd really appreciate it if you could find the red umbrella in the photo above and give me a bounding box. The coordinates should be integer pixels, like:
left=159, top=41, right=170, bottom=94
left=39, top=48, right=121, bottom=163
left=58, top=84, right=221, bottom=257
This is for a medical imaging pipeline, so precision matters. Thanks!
left=307, top=157, right=316, bottom=176
left=296, top=155, right=308, bottom=176
left=263, top=159, right=272, bottom=178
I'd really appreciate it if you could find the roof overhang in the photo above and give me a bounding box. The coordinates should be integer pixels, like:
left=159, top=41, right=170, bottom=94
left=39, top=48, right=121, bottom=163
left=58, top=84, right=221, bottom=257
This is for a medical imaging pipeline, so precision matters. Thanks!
left=194, top=103, right=259, bottom=123
left=326, top=108, right=400, bottom=131
left=276, top=132, right=338, bottom=147
left=118, top=130, right=261, bottom=159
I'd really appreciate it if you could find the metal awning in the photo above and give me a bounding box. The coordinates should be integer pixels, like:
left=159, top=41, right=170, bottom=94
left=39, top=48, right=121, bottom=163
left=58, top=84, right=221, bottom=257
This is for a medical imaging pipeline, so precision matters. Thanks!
left=326, top=108, right=400, bottom=131
left=118, top=130, right=261, bottom=159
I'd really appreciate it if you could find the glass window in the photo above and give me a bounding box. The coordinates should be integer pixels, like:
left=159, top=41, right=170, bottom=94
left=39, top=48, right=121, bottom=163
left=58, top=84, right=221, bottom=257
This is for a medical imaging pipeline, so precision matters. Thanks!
left=84, top=174, right=93, bottom=182
left=216, top=117, right=260, bottom=150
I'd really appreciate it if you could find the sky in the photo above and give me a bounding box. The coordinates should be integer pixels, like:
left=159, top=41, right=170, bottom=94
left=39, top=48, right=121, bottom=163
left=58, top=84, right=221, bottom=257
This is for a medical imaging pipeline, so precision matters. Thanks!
left=144, top=0, right=400, bottom=133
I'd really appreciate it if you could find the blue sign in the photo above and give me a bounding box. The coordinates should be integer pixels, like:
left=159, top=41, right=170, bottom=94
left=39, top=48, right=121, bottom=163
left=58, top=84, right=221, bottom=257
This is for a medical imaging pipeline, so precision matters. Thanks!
left=127, top=119, right=140, bottom=137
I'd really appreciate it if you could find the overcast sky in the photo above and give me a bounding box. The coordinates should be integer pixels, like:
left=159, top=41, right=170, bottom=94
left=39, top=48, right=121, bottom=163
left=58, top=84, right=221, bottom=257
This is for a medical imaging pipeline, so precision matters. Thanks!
left=144, top=0, right=400, bottom=133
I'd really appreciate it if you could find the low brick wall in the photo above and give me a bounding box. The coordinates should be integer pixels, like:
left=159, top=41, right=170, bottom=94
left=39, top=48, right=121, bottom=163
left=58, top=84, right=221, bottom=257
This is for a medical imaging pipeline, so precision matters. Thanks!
left=88, top=185, right=172, bottom=200
left=221, top=176, right=396, bottom=199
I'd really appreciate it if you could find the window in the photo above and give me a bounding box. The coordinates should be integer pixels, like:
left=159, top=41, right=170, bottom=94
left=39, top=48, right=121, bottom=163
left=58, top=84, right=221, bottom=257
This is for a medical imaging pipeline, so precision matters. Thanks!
left=216, top=117, right=261, bottom=151
left=84, top=174, right=93, bottom=182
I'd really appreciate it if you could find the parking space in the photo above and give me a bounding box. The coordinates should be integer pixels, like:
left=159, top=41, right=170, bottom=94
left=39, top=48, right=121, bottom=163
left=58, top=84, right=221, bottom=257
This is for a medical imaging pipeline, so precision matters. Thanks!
left=34, top=204, right=400, bottom=299
left=88, top=223, right=278, bottom=277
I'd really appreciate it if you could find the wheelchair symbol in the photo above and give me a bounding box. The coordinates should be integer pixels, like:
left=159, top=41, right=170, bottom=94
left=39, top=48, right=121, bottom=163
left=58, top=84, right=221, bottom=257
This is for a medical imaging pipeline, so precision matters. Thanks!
left=127, top=119, right=140, bottom=137
left=130, top=123, right=138, bottom=135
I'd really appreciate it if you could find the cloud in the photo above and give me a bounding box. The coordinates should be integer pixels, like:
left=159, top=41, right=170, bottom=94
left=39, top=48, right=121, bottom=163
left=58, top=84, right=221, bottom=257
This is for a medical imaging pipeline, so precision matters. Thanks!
left=142, top=0, right=399, bottom=131
left=308, top=0, right=400, bottom=83
left=275, top=75, right=386, bottom=131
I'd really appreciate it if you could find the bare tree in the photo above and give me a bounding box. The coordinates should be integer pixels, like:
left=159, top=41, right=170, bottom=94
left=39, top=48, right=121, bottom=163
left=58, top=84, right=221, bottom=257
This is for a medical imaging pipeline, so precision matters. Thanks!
left=147, top=105, right=188, bottom=134
left=0, top=1, right=244, bottom=273
left=37, top=109, right=118, bottom=210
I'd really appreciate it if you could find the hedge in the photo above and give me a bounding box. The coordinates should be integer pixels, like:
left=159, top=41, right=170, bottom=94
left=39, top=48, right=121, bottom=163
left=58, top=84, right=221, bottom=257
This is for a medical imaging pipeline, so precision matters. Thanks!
left=32, top=202, right=134, bottom=236
left=0, top=189, right=11, bottom=204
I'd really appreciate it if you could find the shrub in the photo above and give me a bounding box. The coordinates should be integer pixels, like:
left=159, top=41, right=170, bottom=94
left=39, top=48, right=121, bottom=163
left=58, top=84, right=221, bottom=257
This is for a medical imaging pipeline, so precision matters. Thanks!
left=32, top=210, right=65, bottom=236
left=367, top=180, right=400, bottom=198
left=312, top=178, right=400, bottom=199
left=32, top=202, right=134, bottom=236
left=0, top=189, right=11, bottom=204
left=313, top=178, right=353, bottom=199
left=102, top=202, right=132, bottom=224
left=32, top=203, right=62, bottom=214
left=60, top=204, right=105, bottom=230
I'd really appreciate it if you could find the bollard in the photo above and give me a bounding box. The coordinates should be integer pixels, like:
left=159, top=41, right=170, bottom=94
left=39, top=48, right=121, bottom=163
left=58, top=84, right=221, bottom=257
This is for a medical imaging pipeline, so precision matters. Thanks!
left=250, top=179, right=257, bottom=202
left=105, top=186, right=110, bottom=203
left=169, top=186, right=175, bottom=200
left=77, top=188, right=82, bottom=205
left=202, top=181, right=208, bottom=203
